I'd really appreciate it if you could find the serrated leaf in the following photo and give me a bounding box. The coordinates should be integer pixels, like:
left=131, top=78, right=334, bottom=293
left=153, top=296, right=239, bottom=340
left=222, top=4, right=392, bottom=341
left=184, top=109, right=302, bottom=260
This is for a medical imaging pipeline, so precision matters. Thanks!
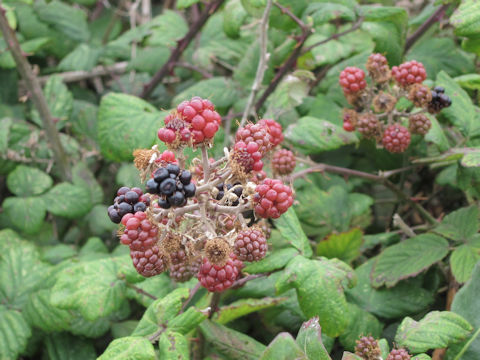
left=35, top=1, right=89, bottom=41
left=451, top=0, right=480, bottom=38
left=125, top=273, right=173, bottom=308
left=260, top=332, right=307, bottom=359
left=285, top=116, right=357, bottom=155
left=71, top=100, right=98, bottom=141
left=50, top=256, right=129, bottom=321
left=31, top=75, right=73, bottom=130
left=87, top=205, right=117, bottom=236
left=0, top=118, right=12, bottom=153
left=72, top=162, right=103, bottom=205
left=132, top=288, right=189, bottom=337
left=172, top=77, right=239, bottom=110
left=371, top=234, right=449, bottom=288
left=274, top=208, right=312, bottom=257
left=339, top=303, right=383, bottom=351
left=455, top=74, right=480, bottom=91
left=275, top=256, right=355, bottom=337
left=43, top=332, right=96, bottom=360
left=462, top=151, right=480, bottom=167
left=6, top=165, right=53, bottom=196
left=243, top=247, right=299, bottom=274
left=97, top=93, right=163, bottom=162
left=98, top=336, right=156, bottom=360
left=434, top=206, right=479, bottom=242
left=167, top=307, right=207, bottom=334
left=159, top=330, right=190, bottom=359
left=116, top=163, right=144, bottom=189
left=295, top=317, right=332, bottom=360
left=79, top=237, right=108, bottom=257
left=317, top=228, right=363, bottom=263
left=215, top=297, right=286, bottom=325
left=450, top=245, right=480, bottom=284
left=43, top=183, right=92, bottom=219
left=395, top=311, right=473, bottom=354
left=0, top=305, right=32, bottom=360
left=424, top=113, right=449, bottom=152
left=23, top=289, right=73, bottom=332
left=199, top=320, right=266, bottom=360
left=58, top=44, right=101, bottom=72
left=223, top=0, right=248, bottom=39
left=3, top=196, right=46, bottom=235
left=435, top=71, right=476, bottom=137
left=347, top=259, right=435, bottom=319
left=128, top=47, right=169, bottom=75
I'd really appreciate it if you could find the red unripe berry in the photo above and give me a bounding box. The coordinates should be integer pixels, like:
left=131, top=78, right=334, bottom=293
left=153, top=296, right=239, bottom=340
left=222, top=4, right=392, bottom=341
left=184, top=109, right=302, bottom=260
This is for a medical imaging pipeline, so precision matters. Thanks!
left=253, top=178, right=293, bottom=219
left=343, top=120, right=355, bottom=132
left=339, top=67, right=367, bottom=94
left=391, top=60, right=426, bottom=87
left=197, top=254, right=240, bottom=292
left=159, top=150, right=176, bottom=163
left=272, top=149, right=296, bottom=175
left=258, top=118, right=284, bottom=147
left=382, top=124, right=411, bottom=153
left=234, top=228, right=267, bottom=262
left=235, top=123, right=272, bottom=155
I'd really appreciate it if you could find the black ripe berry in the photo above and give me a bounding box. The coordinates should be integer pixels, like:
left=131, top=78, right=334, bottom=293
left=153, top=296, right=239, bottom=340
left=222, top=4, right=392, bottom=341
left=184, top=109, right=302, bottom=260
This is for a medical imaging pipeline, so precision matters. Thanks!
left=146, top=178, right=159, bottom=194
left=179, top=170, right=192, bottom=185
left=117, top=202, right=133, bottom=217
left=183, top=183, right=196, bottom=198
left=134, top=202, right=147, bottom=212
left=117, top=186, right=130, bottom=196
left=124, top=191, right=139, bottom=204
left=158, top=198, right=171, bottom=209
left=166, top=163, right=180, bottom=175
left=108, top=205, right=122, bottom=224
left=168, top=191, right=185, bottom=206
left=160, top=178, right=177, bottom=196
left=153, top=168, right=169, bottom=183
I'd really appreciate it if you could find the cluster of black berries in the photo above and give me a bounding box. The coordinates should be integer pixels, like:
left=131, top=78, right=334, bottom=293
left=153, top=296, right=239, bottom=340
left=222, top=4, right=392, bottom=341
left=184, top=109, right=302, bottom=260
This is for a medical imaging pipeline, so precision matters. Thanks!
left=215, top=183, right=243, bottom=206
left=108, top=187, right=150, bottom=223
left=146, top=163, right=196, bottom=209
left=428, top=86, right=452, bottom=114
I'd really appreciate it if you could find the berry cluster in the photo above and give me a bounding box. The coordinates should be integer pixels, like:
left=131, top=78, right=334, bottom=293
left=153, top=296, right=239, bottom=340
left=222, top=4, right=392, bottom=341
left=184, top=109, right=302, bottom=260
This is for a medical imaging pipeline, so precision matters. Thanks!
left=254, top=178, right=294, bottom=219
left=108, top=187, right=150, bottom=223
left=386, top=348, right=411, bottom=360
left=111, top=97, right=294, bottom=292
left=354, top=336, right=381, bottom=360
left=145, top=163, right=196, bottom=209
left=157, top=96, right=221, bottom=146
left=340, top=53, right=452, bottom=153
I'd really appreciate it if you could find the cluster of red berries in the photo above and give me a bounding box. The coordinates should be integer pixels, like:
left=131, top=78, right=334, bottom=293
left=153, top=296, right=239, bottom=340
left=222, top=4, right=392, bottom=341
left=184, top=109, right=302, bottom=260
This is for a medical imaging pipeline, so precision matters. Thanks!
left=254, top=178, right=294, bottom=219
left=339, top=54, right=452, bottom=153
left=157, top=96, right=221, bottom=146
left=354, top=336, right=380, bottom=360
left=197, top=254, right=241, bottom=292
left=272, top=149, right=296, bottom=175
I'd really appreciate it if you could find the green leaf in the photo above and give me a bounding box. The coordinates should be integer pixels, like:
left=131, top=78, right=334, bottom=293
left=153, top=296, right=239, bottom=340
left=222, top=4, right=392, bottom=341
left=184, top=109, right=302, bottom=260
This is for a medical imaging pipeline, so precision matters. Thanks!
left=31, top=75, right=74, bottom=130
left=79, top=237, right=108, bottom=257
left=98, top=336, right=156, bottom=360
left=462, top=151, right=480, bottom=167
left=145, top=10, right=188, bottom=48
left=6, top=165, right=53, bottom=197
left=35, top=0, right=89, bottom=41
left=223, top=0, right=248, bottom=39
left=172, top=77, right=239, bottom=110
left=435, top=71, right=476, bottom=137
left=159, top=330, right=190, bottom=359
left=125, top=273, right=173, bottom=308
left=450, top=263, right=480, bottom=359
left=395, top=311, right=473, bottom=354
left=347, top=259, right=435, bottom=319
left=97, top=93, right=163, bottom=162
left=317, top=228, right=363, bottom=263
left=295, top=317, right=332, bottom=360
left=451, top=245, right=480, bottom=284
left=43, top=183, right=92, bottom=219
left=132, top=288, right=189, bottom=337
left=451, top=0, right=480, bottom=38
left=72, top=162, right=103, bottom=205
left=215, top=297, right=286, bottom=325
left=71, top=100, right=98, bottom=141
left=341, top=353, right=363, bottom=360
left=455, top=74, right=480, bottom=91
left=285, top=116, right=358, bottom=155
left=167, top=306, right=207, bottom=334
left=51, top=256, right=129, bottom=321
left=276, top=256, right=355, bottom=337
left=43, top=332, right=96, bottom=360
left=434, top=206, right=479, bottom=242
left=411, top=355, right=432, bottom=360
left=116, top=163, right=144, bottom=189
left=339, top=303, right=383, bottom=351
left=0, top=305, right=32, bottom=360
left=177, top=0, right=201, bottom=9
left=0, top=38, right=50, bottom=69
left=199, top=320, right=266, bottom=360
left=242, top=247, right=299, bottom=274
left=58, top=44, right=101, bottom=72
left=23, top=289, right=73, bottom=332
left=424, top=113, right=449, bottom=152
left=128, top=47, right=169, bottom=75
left=371, top=234, right=450, bottom=288
left=0, top=117, right=12, bottom=153
left=274, top=208, right=313, bottom=257
left=3, top=196, right=46, bottom=235
left=260, top=332, right=307, bottom=360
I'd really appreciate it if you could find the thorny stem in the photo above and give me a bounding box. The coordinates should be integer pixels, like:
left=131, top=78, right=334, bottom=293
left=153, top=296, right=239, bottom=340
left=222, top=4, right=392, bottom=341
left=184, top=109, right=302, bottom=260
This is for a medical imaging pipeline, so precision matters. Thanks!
left=240, top=0, right=273, bottom=127
left=201, top=145, right=210, bottom=183
left=125, top=282, right=157, bottom=300
left=140, top=0, right=225, bottom=98
left=208, top=293, right=222, bottom=319
left=232, top=273, right=270, bottom=288
left=180, top=282, right=201, bottom=313
left=0, top=6, right=71, bottom=181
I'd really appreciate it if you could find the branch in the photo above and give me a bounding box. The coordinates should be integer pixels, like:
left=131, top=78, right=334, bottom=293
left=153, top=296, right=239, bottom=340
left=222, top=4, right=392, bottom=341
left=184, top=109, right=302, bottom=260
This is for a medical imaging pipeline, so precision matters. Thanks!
left=239, top=0, right=273, bottom=127
left=175, top=61, right=213, bottom=78
left=0, top=7, right=71, bottom=181
left=232, top=273, right=269, bottom=288
left=404, top=4, right=450, bottom=52
left=140, top=0, right=225, bottom=98
left=302, top=16, right=364, bottom=54
left=208, top=293, right=221, bottom=319
left=126, top=282, right=157, bottom=300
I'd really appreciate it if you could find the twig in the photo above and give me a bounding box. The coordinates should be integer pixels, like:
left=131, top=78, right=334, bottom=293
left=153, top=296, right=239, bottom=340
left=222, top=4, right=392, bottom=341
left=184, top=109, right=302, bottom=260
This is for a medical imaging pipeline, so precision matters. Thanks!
left=126, top=282, right=157, bottom=300
left=232, top=273, right=269, bottom=288
left=175, top=61, right=213, bottom=78
left=0, top=7, right=71, bottom=181
left=404, top=4, right=450, bottom=52
left=140, top=0, right=225, bottom=98
left=208, top=293, right=221, bottom=319
left=273, top=2, right=309, bottom=31
left=302, top=16, right=364, bottom=54
left=239, top=0, right=273, bottom=127
left=148, top=324, right=167, bottom=342
left=393, top=213, right=416, bottom=237
left=201, top=145, right=210, bottom=183
left=180, top=282, right=201, bottom=313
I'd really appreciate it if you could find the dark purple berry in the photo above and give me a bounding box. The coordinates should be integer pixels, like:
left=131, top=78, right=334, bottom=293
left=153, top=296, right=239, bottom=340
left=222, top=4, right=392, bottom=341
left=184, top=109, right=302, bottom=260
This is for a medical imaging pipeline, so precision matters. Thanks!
left=134, top=202, right=147, bottom=212
left=168, top=191, right=185, bottom=207
left=117, top=187, right=130, bottom=196
left=146, top=178, right=159, bottom=194
left=179, top=170, right=192, bottom=185
left=153, top=168, right=169, bottom=183
left=183, top=183, right=196, bottom=198
left=117, top=202, right=133, bottom=217
left=166, top=163, right=180, bottom=175
left=158, top=198, right=171, bottom=209
left=160, top=178, right=176, bottom=196
left=125, top=191, right=139, bottom=204
left=108, top=209, right=122, bottom=223
left=216, top=191, right=224, bottom=200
